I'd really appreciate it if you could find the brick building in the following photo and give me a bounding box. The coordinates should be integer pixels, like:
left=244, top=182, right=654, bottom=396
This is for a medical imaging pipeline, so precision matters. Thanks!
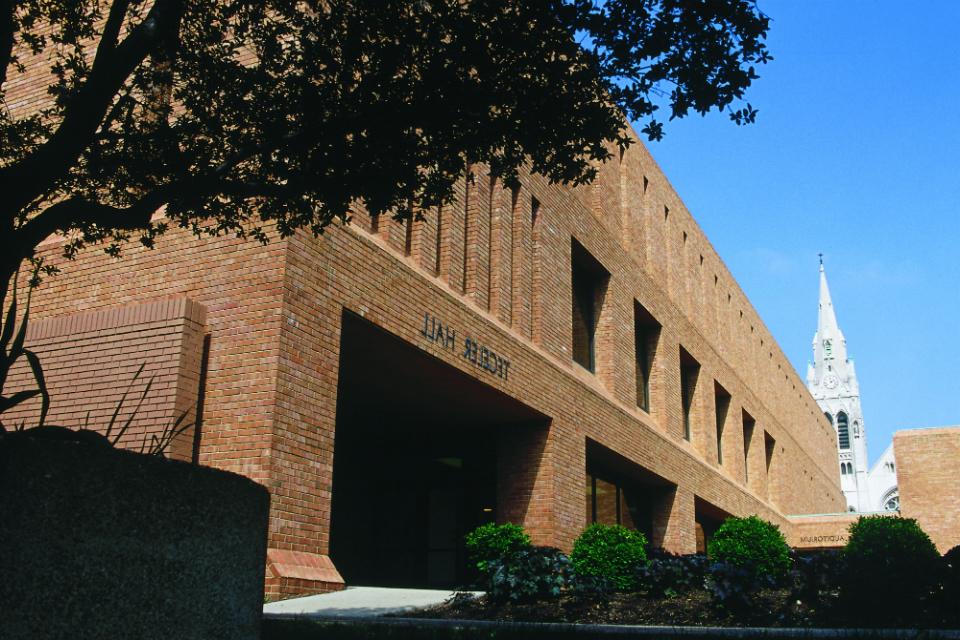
left=6, top=118, right=856, bottom=597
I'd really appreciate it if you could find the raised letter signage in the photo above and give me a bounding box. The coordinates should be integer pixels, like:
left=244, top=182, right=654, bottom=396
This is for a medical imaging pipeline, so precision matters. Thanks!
left=419, top=312, right=511, bottom=381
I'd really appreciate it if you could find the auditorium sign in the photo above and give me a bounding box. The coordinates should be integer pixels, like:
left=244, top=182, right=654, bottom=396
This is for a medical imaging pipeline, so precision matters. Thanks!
left=419, top=312, right=512, bottom=381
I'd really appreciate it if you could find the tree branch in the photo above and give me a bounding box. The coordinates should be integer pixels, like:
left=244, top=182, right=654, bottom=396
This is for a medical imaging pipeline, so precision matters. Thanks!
left=11, top=173, right=288, bottom=262
left=94, top=0, right=134, bottom=65
left=0, top=0, right=183, bottom=218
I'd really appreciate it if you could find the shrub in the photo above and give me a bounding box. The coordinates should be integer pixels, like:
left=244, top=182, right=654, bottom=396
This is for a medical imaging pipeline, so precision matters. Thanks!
left=637, top=550, right=709, bottom=597
left=488, top=546, right=571, bottom=602
left=939, top=545, right=960, bottom=625
left=840, top=515, right=940, bottom=626
left=570, top=524, right=648, bottom=591
left=464, top=523, right=531, bottom=576
left=705, top=561, right=764, bottom=613
left=790, top=550, right=844, bottom=610
left=707, top=515, right=791, bottom=582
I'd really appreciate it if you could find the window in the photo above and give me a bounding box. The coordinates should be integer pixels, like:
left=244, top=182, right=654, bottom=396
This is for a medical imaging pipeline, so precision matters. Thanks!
left=764, top=432, right=776, bottom=502
left=883, top=492, right=900, bottom=512
left=585, top=471, right=648, bottom=533
left=837, top=412, right=850, bottom=450
left=840, top=464, right=846, bottom=475
left=571, top=240, right=609, bottom=372
left=714, top=382, right=731, bottom=465
left=679, top=347, right=700, bottom=441
left=634, top=302, right=661, bottom=412
left=824, top=412, right=833, bottom=426
left=742, top=410, right=755, bottom=483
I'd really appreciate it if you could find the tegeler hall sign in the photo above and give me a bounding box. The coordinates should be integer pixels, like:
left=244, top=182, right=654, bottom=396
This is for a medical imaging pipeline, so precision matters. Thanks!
left=419, top=312, right=511, bottom=381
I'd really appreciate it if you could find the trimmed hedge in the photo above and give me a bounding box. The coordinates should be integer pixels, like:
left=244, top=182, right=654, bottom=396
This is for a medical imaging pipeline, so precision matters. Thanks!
left=840, top=515, right=940, bottom=625
left=707, top=515, right=791, bottom=581
left=465, top=523, right=531, bottom=576
left=571, top=524, right=648, bottom=591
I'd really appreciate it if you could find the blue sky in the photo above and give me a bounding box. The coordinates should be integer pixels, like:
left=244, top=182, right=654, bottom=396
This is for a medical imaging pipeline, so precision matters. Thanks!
left=645, top=0, right=960, bottom=464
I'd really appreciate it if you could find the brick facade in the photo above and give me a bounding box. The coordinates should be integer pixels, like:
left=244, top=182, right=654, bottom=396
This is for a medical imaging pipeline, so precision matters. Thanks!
left=5, top=32, right=849, bottom=596
left=5, top=129, right=850, bottom=596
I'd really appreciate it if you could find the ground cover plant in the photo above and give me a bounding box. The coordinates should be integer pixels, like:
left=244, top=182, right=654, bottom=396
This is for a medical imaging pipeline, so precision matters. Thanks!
left=419, top=517, right=960, bottom=628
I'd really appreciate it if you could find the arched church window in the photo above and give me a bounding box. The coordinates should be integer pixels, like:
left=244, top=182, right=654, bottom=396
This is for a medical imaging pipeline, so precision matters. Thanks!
left=840, top=464, right=846, bottom=475
left=825, top=412, right=833, bottom=426
left=882, top=490, right=899, bottom=512
left=837, top=412, right=850, bottom=450
left=847, top=462, right=853, bottom=474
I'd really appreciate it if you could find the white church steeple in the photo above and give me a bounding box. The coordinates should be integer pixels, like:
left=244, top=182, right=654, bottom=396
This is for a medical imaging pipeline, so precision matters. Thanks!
left=806, top=258, right=870, bottom=511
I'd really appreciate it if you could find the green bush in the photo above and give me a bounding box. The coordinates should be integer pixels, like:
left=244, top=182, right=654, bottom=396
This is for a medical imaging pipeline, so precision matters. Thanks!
left=840, top=515, right=940, bottom=625
left=464, top=523, right=531, bottom=576
left=707, top=515, right=791, bottom=581
left=570, top=523, right=648, bottom=591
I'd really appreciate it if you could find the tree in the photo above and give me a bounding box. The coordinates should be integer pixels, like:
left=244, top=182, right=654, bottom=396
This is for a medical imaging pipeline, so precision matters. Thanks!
left=0, top=0, right=770, bottom=309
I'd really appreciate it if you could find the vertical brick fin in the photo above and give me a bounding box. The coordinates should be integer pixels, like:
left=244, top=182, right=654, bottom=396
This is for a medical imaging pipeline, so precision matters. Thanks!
left=511, top=194, right=532, bottom=337
left=488, top=177, right=507, bottom=321
left=472, top=172, right=491, bottom=311
left=6, top=298, right=207, bottom=461
left=432, top=205, right=443, bottom=275
left=500, top=186, right=517, bottom=324
left=530, top=197, right=544, bottom=345
left=439, top=179, right=466, bottom=293
left=462, top=173, right=472, bottom=294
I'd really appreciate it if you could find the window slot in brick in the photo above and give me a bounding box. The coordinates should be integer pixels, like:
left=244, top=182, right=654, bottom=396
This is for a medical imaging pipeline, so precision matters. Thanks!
left=742, top=409, right=756, bottom=485
left=571, top=239, right=609, bottom=373
left=679, top=346, right=700, bottom=442
left=634, top=301, right=661, bottom=413
left=714, top=381, right=731, bottom=465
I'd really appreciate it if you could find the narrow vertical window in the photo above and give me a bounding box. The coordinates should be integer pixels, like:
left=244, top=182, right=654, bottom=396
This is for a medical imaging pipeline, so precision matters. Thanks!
left=714, top=382, right=731, bottom=465
left=837, top=412, right=850, bottom=450
left=679, top=347, right=700, bottom=441
left=571, top=240, right=608, bottom=373
left=742, top=410, right=755, bottom=483
left=634, top=301, right=661, bottom=413
left=764, top=432, right=776, bottom=503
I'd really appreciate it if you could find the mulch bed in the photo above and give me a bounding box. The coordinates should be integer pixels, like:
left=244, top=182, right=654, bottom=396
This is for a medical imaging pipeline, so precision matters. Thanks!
left=402, top=589, right=827, bottom=628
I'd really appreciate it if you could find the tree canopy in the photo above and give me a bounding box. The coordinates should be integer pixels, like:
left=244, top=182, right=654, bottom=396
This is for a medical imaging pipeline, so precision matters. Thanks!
left=0, top=0, right=770, bottom=296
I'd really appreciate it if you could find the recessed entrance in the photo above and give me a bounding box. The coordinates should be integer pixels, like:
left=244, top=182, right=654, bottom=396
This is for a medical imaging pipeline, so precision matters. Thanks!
left=330, top=312, right=549, bottom=588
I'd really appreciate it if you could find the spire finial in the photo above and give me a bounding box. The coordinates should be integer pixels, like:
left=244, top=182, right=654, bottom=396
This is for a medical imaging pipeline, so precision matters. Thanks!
left=818, top=252, right=823, bottom=266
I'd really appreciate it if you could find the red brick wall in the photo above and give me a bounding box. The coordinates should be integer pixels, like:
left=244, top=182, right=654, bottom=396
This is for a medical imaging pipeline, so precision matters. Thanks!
left=895, top=427, right=960, bottom=552
left=5, top=298, right=206, bottom=461
left=6, top=21, right=848, bottom=597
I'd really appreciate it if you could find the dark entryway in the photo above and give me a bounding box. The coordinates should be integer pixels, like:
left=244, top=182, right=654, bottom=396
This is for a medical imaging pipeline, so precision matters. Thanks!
left=330, top=312, right=548, bottom=588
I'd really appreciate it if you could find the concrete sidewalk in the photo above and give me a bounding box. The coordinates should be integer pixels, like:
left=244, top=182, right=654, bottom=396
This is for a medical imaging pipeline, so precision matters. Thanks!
left=263, top=587, right=481, bottom=619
